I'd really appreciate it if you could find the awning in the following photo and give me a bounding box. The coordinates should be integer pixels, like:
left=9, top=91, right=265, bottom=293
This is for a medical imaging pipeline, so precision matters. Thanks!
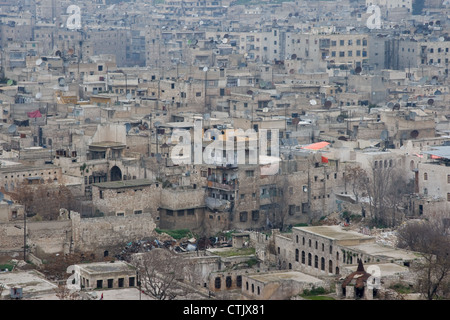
left=301, top=141, right=330, bottom=150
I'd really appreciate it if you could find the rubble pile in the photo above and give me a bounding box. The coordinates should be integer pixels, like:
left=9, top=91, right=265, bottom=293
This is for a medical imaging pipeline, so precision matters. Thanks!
left=115, top=235, right=232, bottom=260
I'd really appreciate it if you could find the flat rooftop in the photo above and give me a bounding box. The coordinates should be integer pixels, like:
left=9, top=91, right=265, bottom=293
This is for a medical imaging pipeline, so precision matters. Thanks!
left=93, top=179, right=154, bottom=189
left=343, top=263, right=410, bottom=277
left=294, top=225, right=375, bottom=242
left=346, top=242, right=420, bottom=262
left=75, top=261, right=136, bottom=275
left=246, top=271, right=323, bottom=285
left=0, top=270, right=57, bottom=298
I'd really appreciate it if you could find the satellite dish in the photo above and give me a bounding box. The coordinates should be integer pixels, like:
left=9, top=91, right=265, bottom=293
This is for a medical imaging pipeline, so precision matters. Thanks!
left=35, top=92, right=42, bottom=100
left=58, top=77, right=66, bottom=86
left=199, top=20, right=204, bottom=25
left=203, top=66, right=208, bottom=72
left=291, top=54, right=297, bottom=60
left=6, top=80, right=14, bottom=86
left=7, top=124, right=17, bottom=134
left=355, top=66, right=362, bottom=74
left=247, top=90, right=253, bottom=95
left=393, top=103, right=400, bottom=110
left=410, top=130, right=419, bottom=138
left=324, top=100, right=332, bottom=109
left=222, top=38, right=228, bottom=44
left=289, top=69, right=295, bottom=74
left=427, top=98, right=434, bottom=105
left=36, top=59, right=43, bottom=66
left=387, top=102, right=394, bottom=109
left=126, top=93, right=132, bottom=100
left=263, top=108, right=268, bottom=113
left=309, top=99, right=317, bottom=106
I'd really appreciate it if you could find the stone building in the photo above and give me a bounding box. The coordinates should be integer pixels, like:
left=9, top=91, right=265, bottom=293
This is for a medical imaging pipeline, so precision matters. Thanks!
left=274, top=225, right=418, bottom=278
left=74, top=261, right=137, bottom=290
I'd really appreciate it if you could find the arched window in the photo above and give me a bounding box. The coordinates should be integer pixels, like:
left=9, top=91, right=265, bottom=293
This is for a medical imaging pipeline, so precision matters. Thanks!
left=321, top=257, right=325, bottom=271
left=314, top=255, right=319, bottom=268
left=226, top=276, right=232, bottom=288
left=336, top=267, right=340, bottom=275
left=322, top=243, right=325, bottom=252
left=295, top=249, right=299, bottom=262
left=309, top=239, right=311, bottom=247
left=296, top=235, right=299, bottom=243
left=329, top=260, right=333, bottom=273
left=302, top=237, right=305, bottom=245
left=302, top=251, right=305, bottom=264
left=215, top=277, right=221, bottom=289
left=308, top=253, right=312, bottom=266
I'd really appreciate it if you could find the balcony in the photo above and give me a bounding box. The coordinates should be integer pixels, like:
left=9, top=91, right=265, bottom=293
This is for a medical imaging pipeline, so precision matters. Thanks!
left=207, top=180, right=237, bottom=191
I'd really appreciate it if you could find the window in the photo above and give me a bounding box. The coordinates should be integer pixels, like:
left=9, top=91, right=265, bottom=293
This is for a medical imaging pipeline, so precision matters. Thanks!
left=215, top=277, right=221, bottom=289
left=166, top=210, right=173, bottom=216
left=289, top=205, right=296, bottom=216
left=237, top=276, right=242, bottom=288
left=226, top=276, right=232, bottom=288
left=447, top=193, right=450, bottom=202
left=252, top=210, right=259, bottom=221
left=134, top=210, right=142, bottom=215
left=308, top=253, right=312, bottom=266
left=295, top=249, right=299, bottom=262
left=424, top=173, right=428, bottom=180
left=314, top=255, right=319, bottom=268
left=240, top=211, right=248, bottom=222
left=302, top=251, right=305, bottom=264
left=321, top=257, right=325, bottom=271
left=246, top=170, right=254, bottom=177
left=196, top=92, right=201, bottom=97
left=447, top=175, right=450, bottom=184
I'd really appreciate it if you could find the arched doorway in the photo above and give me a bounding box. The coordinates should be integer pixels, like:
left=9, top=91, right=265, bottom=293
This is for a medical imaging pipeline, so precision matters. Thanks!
left=110, top=166, right=122, bottom=181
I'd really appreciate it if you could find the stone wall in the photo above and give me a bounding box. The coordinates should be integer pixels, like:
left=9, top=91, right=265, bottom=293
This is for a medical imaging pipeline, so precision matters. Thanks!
left=70, top=212, right=157, bottom=256
left=0, top=220, right=71, bottom=255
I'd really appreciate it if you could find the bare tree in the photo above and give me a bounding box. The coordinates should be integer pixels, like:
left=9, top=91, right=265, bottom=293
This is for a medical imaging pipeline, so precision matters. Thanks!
left=364, top=164, right=412, bottom=227
left=132, top=249, right=196, bottom=300
left=396, top=214, right=450, bottom=300
left=9, top=183, right=75, bottom=220
left=54, top=283, right=80, bottom=300
left=345, top=166, right=368, bottom=204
